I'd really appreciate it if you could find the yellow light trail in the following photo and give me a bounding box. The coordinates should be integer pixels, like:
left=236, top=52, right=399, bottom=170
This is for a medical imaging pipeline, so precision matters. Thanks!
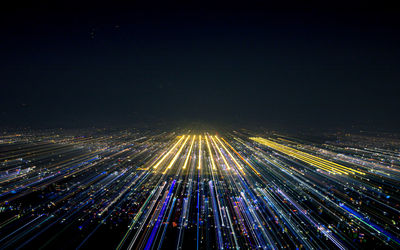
left=251, top=137, right=346, bottom=175
left=250, top=137, right=365, bottom=175
left=215, top=136, right=244, bottom=173
left=183, top=135, right=195, bottom=169
left=198, top=135, right=202, bottom=170
left=205, top=135, right=216, bottom=170
left=162, top=135, right=190, bottom=174
left=220, top=137, right=261, bottom=176
left=153, top=135, right=186, bottom=170
left=210, top=136, right=231, bottom=170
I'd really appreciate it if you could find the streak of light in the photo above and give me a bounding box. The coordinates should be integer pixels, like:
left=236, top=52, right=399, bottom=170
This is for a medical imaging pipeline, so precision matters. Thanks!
left=215, top=136, right=244, bottom=173
left=162, top=136, right=190, bottom=174
left=250, top=137, right=365, bottom=175
left=198, top=135, right=202, bottom=170
left=210, top=136, right=231, bottom=170
left=205, top=135, right=216, bottom=170
left=153, top=136, right=186, bottom=170
left=183, top=136, right=195, bottom=169
left=220, top=137, right=261, bottom=176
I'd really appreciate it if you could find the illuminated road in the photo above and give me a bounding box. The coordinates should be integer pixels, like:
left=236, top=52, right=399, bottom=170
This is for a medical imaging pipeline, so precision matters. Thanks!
left=0, top=130, right=400, bottom=249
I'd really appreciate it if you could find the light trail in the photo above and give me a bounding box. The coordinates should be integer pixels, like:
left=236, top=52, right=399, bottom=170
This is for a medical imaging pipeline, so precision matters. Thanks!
left=198, top=135, right=202, bottom=170
left=205, top=135, right=216, bottom=170
left=1, top=130, right=399, bottom=249
left=215, top=136, right=244, bottom=172
left=153, top=135, right=186, bottom=170
left=210, top=135, right=231, bottom=170
left=220, top=137, right=261, bottom=176
left=183, top=135, right=195, bottom=169
left=250, top=137, right=365, bottom=175
left=162, top=135, right=190, bottom=174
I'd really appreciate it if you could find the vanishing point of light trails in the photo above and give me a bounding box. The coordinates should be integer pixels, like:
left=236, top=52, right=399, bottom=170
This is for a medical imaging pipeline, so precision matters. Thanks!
left=1, top=130, right=400, bottom=249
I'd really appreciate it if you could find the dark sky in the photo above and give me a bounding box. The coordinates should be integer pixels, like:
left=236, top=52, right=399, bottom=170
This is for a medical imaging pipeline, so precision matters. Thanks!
left=1, top=1, right=400, bottom=130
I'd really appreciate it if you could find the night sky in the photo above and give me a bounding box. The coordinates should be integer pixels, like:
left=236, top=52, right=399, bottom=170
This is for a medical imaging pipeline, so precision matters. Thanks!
left=1, top=1, right=400, bottom=130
